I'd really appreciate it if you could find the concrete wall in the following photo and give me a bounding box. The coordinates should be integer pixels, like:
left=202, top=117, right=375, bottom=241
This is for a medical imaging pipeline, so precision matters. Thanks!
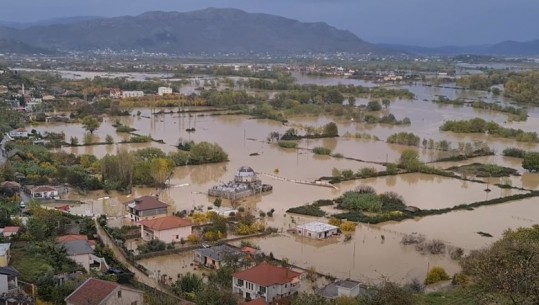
left=154, top=226, right=192, bottom=244
left=70, top=254, right=90, bottom=271
left=103, top=287, right=144, bottom=305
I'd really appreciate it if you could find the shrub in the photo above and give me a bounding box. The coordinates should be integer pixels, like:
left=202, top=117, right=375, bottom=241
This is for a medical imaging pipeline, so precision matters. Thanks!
left=328, top=217, right=342, bottom=226
left=278, top=141, right=298, bottom=149
left=339, top=221, right=356, bottom=232
left=502, top=147, right=526, bottom=158
left=424, top=267, right=450, bottom=285
left=312, top=146, right=332, bottom=155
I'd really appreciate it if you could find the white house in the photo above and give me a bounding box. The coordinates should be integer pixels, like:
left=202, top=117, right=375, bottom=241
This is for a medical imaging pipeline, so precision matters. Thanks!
left=157, top=87, right=173, bottom=96
left=296, top=222, right=339, bottom=239
left=30, top=185, right=59, bottom=199
left=139, top=216, right=192, bottom=243
left=8, top=128, right=28, bottom=139
left=233, top=262, right=302, bottom=303
left=0, top=244, right=10, bottom=267
left=0, top=266, right=19, bottom=294
left=66, top=278, right=144, bottom=305
left=61, top=240, right=93, bottom=271
left=121, top=91, right=144, bottom=98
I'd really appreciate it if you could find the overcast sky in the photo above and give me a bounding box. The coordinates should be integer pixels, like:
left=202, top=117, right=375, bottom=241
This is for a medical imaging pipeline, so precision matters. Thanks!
left=2, top=0, right=538, bottom=46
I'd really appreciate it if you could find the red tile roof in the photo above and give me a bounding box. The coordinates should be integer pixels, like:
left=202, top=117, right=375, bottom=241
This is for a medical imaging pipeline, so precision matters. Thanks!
left=233, top=262, right=302, bottom=287
left=139, top=216, right=192, bottom=231
left=65, top=278, right=119, bottom=305
left=129, top=196, right=168, bottom=211
left=31, top=185, right=57, bottom=193
left=3, top=226, right=20, bottom=233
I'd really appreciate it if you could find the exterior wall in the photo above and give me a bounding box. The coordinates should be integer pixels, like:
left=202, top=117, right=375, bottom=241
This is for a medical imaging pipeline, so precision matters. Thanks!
left=337, top=285, right=360, bottom=298
left=154, top=226, right=191, bottom=243
left=0, top=253, right=9, bottom=267
left=9, top=131, right=28, bottom=138
left=0, top=274, right=7, bottom=293
left=296, top=228, right=338, bottom=239
left=194, top=252, right=222, bottom=269
left=129, top=207, right=167, bottom=222
left=70, top=254, right=90, bottom=271
left=103, top=288, right=144, bottom=305
left=233, top=277, right=299, bottom=303
left=32, top=190, right=59, bottom=199
left=122, top=91, right=144, bottom=98
left=158, top=87, right=172, bottom=96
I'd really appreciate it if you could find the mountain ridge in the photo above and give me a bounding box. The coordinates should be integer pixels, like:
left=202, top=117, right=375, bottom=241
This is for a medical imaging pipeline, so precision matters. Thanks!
left=0, top=8, right=380, bottom=55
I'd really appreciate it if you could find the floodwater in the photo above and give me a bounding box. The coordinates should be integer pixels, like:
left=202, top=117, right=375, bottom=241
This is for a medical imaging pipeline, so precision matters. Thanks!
left=28, top=72, right=539, bottom=283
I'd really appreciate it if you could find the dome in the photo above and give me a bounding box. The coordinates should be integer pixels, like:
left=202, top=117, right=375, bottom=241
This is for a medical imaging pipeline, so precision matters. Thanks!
left=236, top=166, right=256, bottom=177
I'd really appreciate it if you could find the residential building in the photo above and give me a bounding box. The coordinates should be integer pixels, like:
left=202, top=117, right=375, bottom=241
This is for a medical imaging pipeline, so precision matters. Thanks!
left=157, top=87, right=173, bottom=96
left=61, top=240, right=94, bottom=271
left=296, top=222, right=339, bottom=239
left=42, top=95, right=56, bottom=101
left=8, top=128, right=28, bottom=139
left=319, top=279, right=365, bottom=300
left=0, top=85, right=7, bottom=94
left=30, top=185, right=59, bottom=199
left=121, top=91, right=144, bottom=98
left=126, top=196, right=168, bottom=222
left=0, top=266, right=19, bottom=294
left=0, top=243, right=10, bottom=267
left=65, top=278, right=144, bottom=305
left=233, top=262, right=302, bottom=303
left=1, top=226, right=20, bottom=238
left=139, top=216, right=192, bottom=243
left=194, top=245, right=244, bottom=269
left=57, top=235, right=96, bottom=250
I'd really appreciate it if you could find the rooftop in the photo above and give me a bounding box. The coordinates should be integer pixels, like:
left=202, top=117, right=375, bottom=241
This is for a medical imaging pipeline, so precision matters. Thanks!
left=319, top=279, right=365, bottom=299
left=233, top=262, right=302, bottom=287
left=139, top=216, right=192, bottom=231
left=62, top=240, right=93, bottom=256
left=31, top=185, right=57, bottom=193
left=57, top=234, right=88, bottom=244
left=65, top=278, right=119, bottom=305
left=194, top=244, right=243, bottom=262
left=236, top=166, right=256, bottom=177
left=2, top=226, right=20, bottom=233
left=127, top=196, right=168, bottom=211
left=0, top=266, right=19, bottom=277
left=296, top=222, right=338, bottom=233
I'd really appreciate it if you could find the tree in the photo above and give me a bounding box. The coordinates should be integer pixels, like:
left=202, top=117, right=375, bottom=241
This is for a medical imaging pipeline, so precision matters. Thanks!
left=358, top=281, right=415, bottom=305
left=367, top=101, right=382, bottom=111
left=322, top=122, right=339, bottom=137
left=194, top=284, right=237, bottom=305
left=399, top=149, right=421, bottom=171
left=105, top=134, right=113, bottom=144
left=460, top=225, right=539, bottom=305
left=522, top=152, right=539, bottom=172
left=70, top=136, right=79, bottom=146
left=213, top=197, right=222, bottom=210
left=81, top=116, right=101, bottom=134
left=149, top=158, right=175, bottom=187
left=382, top=99, right=391, bottom=108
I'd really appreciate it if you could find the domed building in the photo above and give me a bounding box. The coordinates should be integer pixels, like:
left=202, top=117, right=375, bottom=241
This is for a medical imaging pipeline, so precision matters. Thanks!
left=208, top=166, right=272, bottom=200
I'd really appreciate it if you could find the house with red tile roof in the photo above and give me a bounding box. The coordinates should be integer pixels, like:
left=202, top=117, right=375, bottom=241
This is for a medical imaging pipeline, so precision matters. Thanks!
left=65, top=278, right=144, bottom=305
left=30, top=185, right=59, bottom=199
left=126, top=195, right=168, bottom=222
left=233, top=262, right=302, bottom=303
left=139, top=216, right=192, bottom=243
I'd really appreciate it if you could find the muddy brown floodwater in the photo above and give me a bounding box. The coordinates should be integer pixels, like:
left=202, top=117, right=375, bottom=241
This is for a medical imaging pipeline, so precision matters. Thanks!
left=31, top=74, right=539, bottom=284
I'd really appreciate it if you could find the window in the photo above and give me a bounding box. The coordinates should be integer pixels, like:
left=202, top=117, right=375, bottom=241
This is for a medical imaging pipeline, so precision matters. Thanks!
left=117, top=291, right=122, bottom=298
left=131, top=302, right=137, bottom=305
left=176, top=235, right=179, bottom=239
left=259, top=286, right=266, bottom=293
left=237, top=279, right=244, bottom=287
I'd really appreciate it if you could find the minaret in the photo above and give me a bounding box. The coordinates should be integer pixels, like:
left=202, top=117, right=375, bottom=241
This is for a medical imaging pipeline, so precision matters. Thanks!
left=22, top=83, right=25, bottom=96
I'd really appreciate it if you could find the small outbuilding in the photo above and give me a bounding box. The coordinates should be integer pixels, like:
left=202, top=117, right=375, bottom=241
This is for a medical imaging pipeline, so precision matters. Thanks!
left=296, top=222, right=339, bottom=240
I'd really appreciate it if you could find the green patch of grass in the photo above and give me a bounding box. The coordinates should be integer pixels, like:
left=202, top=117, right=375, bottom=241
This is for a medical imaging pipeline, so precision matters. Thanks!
left=447, top=163, right=519, bottom=177
left=10, top=242, right=53, bottom=281
left=277, top=141, right=298, bottom=149
left=417, top=289, right=481, bottom=305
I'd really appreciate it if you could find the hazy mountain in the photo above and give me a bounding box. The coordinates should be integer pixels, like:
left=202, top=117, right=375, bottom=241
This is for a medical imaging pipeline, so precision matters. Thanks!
left=0, top=38, right=55, bottom=54
left=0, top=8, right=379, bottom=55
left=0, top=16, right=101, bottom=29
left=380, top=39, right=539, bottom=56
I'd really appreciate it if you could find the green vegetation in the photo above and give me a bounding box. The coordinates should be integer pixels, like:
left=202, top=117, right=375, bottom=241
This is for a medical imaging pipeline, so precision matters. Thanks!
left=502, top=147, right=527, bottom=158
left=116, top=125, right=137, bottom=133
left=459, top=225, right=539, bottom=304
left=504, top=71, right=539, bottom=104
left=366, top=100, right=382, bottom=111
left=81, top=116, right=101, bottom=134
left=286, top=199, right=334, bottom=217
left=522, top=152, right=539, bottom=172
left=433, top=96, right=528, bottom=121
left=387, top=132, right=421, bottom=146
left=447, top=163, right=519, bottom=177
left=440, top=118, right=538, bottom=143
left=364, top=113, right=411, bottom=125
left=456, top=72, right=506, bottom=90
left=312, top=146, right=332, bottom=155
left=277, top=141, right=298, bottom=148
